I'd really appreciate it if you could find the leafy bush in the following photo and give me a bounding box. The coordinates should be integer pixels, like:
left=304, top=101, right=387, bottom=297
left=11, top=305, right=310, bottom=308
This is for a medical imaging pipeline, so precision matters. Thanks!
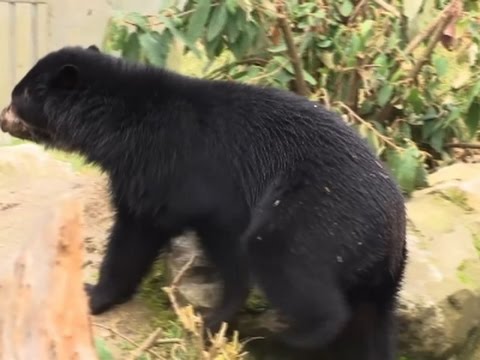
left=102, top=0, right=480, bottom=195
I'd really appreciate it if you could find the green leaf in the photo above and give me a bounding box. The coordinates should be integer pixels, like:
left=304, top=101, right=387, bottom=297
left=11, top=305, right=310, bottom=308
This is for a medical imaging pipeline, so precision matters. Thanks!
left=386, top=145, right=423, bottom=195
left=205, top=35, right=224, bottom=59
left=302, top=69, right=317, bottom=86
left=124, top=12, right=149, bottom=31
left=444, top=107, right=461, bottom=127
left=339, top=0, right=354, bottom=17
left=398, top=122, right=412, bottom=139
left=226, top=0, right=237, bottom=13
left=229, top=31, right=251, bottom=59
left=268, top=43, right=288, bottom=53
left=186, top=0, right=211, bottom=43
left=430, top=130, right=445, bottom=153
left=403, top=0, right=424, bottom=20
left=422, top=120, right=436, bottom=140
left=230, top=69, right=248, bottom=80
left=374, top=53, right=388, bottom=67
left=121, top=32, right=141, bottom=61
left=206, top=4, right=228, bottom=41
left=359, top=20, right=375, bottom=39
left=225, top=16, right=241, bottom=43
left=421, top=106, right=438, bottom=121
left=299, top=33, right=314, bottom=55
left=234, top=9, right=246, bottom=31
left=273, top=69, right=293, bottom=87
left=414, top=162, right=429, bottom=189
left=377, top=84, right=394, bottom=107
left=108, top=23, right=129, bottom=51
left=349, top=34, right=362, bottom=61
left=467, top=81, right=480, bottom=105
left=245, top=21, right=260, bottom=48
left=157, top=13, right=201, bottom=57
left=138, top=30, right=173, bottom=67
left=317, top=39, right=332, bottom=48
left=357, top=123, right=370, bottom=138
left=282, top=60, right=294, bottom=75
left=433, top=56, right=449, bottom=77
left=229, top=21, right=258, bottom=59
left=95, top=338, right=114, bottom=360
left=406, top=88, right=424, bottom=113
left=466, top=97, right=480, bottom=136
left=319, top=52, right=335, bottom=69
left=366, top=129, right=384, bottom=156
left=359, top=100, right=375, bottom=115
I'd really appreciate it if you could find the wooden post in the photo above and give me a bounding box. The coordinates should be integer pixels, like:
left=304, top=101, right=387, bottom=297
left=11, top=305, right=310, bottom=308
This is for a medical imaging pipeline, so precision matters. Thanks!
left=0, top=194, right=97, bottom=360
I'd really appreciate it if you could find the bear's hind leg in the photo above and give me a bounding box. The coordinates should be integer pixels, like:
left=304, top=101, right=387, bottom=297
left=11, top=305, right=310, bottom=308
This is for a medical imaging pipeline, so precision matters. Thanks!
left=362, top=302, right=397, bottom=360
left=197, top=224, right=251, bottom=336
left=248, top=230, right=350, bottom=350
left=324, top=301, right=397, bottom=360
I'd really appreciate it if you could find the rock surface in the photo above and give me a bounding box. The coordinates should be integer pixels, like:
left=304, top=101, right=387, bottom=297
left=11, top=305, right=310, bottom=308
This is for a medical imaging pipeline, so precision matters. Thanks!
left=397, top=163, right=480, bottom=360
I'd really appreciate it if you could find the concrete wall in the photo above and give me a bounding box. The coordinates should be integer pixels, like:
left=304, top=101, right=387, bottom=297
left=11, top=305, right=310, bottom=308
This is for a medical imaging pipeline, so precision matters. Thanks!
left=0, top=0, right=164, bottom=104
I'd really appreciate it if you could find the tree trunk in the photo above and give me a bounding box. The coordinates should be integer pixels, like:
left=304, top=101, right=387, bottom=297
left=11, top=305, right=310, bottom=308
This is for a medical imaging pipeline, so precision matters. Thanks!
left=0, top=194, right=97, bottom=360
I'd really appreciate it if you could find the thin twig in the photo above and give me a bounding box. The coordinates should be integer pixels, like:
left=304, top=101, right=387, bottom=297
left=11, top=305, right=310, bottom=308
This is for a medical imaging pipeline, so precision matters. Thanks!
left=206, top=57, right=269, bottom=79
left=335, top=101, right=402, bottom=150
left=407, top=0, right=462, bottom=82
left=349, top=0, right=369, bottom=24
left=156, top=338, right=183, bottom=344
left=123, top=3, right=220, bottom=28
left=126, top=327, right=164, bottom=360
left=445, top=143, right=480, bottom=149
left=373, top=0, right=401, bottom=17
left=92, top=323, right=164, bottom=359
left=171, top=255, right=197, bottom=288
left=319, top=88, right=331, bottom=110
left=93, top=323, right=140, bottom=346
left=163, top=254, right=198, bottom=317
left=376, top=0, right=461, bottom=124
left=404, top=0, right=460, bottom=55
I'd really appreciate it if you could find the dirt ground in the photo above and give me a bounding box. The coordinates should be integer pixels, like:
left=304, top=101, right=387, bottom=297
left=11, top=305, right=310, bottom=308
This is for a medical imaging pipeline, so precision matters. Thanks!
left=0, top=144, right=162, bottom=359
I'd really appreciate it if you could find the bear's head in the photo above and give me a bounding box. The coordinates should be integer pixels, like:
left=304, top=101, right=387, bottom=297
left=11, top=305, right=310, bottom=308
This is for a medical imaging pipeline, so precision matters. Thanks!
left=0, top=44, right=108, bottom=152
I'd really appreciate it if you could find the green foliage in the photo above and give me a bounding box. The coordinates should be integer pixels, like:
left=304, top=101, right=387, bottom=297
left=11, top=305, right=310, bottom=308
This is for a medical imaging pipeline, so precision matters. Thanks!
left=95, top=338, right=114, bottom=360
left=103, top=0, right=480, bottom=196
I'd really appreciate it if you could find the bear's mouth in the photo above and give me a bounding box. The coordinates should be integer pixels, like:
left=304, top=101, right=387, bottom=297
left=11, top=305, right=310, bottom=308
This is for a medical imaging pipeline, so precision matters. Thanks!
left=0, top=105, right=53, bottom=143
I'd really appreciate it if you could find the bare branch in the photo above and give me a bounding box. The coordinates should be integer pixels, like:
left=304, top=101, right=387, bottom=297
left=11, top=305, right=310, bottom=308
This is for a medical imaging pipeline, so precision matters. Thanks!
left=276, top=2, right=310, bottom=97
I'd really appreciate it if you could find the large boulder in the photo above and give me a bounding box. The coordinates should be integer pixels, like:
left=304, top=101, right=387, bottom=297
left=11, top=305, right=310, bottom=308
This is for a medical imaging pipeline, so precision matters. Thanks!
left=398, top=163, right=480, bottom=359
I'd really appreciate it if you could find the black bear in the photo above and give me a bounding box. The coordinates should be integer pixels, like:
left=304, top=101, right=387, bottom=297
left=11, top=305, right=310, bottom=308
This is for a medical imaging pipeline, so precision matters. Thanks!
left=0, top=45, right=407, bottom=359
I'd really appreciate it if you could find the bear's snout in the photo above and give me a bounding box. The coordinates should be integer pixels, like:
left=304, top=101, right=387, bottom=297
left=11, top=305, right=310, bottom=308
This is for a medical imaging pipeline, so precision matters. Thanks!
left=0, top=105, right=32, bottom=140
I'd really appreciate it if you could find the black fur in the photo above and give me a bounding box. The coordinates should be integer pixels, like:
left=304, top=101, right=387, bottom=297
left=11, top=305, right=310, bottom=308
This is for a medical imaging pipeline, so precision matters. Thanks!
left=6, top=45, right=407, bottom=359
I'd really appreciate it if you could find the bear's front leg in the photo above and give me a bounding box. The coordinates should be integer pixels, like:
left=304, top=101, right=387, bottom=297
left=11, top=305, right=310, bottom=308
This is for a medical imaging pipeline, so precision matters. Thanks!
left=85, top=209, right=169, bottom=315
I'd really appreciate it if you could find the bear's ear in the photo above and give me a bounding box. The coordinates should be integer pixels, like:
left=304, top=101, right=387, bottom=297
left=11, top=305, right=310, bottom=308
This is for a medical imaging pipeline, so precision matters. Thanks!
left=51, top=64, right=80, bottom=90
left=87, top=45, right=100, bottom=53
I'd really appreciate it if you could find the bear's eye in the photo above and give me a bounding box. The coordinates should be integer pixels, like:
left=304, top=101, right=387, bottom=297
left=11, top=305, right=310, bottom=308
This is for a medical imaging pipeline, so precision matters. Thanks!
left=30, top=83, right=48, bottom=99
